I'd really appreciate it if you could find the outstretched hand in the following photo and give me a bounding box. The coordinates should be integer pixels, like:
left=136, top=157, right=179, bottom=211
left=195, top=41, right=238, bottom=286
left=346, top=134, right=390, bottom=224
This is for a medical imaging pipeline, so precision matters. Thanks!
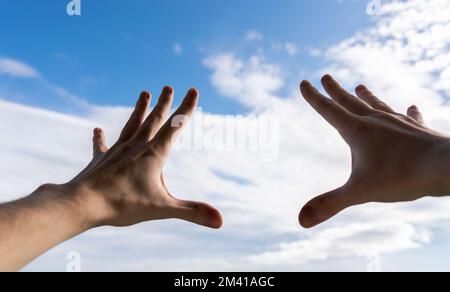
left=0, top=86, right=223, bottom=271
left=72, top=87, right=223, bottom=229
left=299, top=75, right=450, bottom=228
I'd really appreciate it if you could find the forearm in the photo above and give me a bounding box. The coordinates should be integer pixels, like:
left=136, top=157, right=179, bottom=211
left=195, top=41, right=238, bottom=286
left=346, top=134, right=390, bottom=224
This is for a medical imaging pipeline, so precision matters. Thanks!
left=0, top=184, right=92, bottom=271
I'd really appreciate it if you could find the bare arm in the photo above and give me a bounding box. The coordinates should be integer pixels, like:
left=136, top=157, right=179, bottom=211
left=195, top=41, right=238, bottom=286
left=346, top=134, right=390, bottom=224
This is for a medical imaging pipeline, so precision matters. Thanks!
left=0, top=87, right=223, bottom=271
left=299, top=75, right=450, bottom=228
left=0, top=184, right=94, bottom=271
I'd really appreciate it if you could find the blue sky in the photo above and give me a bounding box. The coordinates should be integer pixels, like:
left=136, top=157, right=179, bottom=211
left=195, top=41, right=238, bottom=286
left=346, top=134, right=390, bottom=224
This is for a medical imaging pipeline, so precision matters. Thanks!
left=2, top=0, right=450, bottom=271
left=0, top=0, right=372, bottom=114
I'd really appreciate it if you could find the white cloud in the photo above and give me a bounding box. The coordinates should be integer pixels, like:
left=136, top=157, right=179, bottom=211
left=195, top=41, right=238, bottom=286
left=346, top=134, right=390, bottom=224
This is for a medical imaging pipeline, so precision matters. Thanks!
left=245, top=30, right=264, bottom=42
left=203, top=54, right=284, bottom=109
left=249, top=221, right=432, bottom=266
left=0, top=57, right=40, bottom=79
left=284, top=42, right=299, bottom=56
left=272, top=42, right=299, bottom=56
left=322, top=0, right=450, bottom=113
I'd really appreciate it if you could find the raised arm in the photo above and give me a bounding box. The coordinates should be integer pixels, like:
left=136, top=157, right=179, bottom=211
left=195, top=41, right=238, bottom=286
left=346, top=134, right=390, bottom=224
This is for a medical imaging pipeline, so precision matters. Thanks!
left=299, top=75, right=450, bottom=228
left=0, top=87, right=222, bottom=271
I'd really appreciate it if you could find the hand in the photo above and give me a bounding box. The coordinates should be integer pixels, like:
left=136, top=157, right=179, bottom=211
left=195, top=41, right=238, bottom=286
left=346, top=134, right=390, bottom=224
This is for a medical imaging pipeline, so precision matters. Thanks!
left=70, top=87, right=223, bottom=229
left=0, top=86, right=223, bottom=271
left=298, top=75, right=450, bottom=228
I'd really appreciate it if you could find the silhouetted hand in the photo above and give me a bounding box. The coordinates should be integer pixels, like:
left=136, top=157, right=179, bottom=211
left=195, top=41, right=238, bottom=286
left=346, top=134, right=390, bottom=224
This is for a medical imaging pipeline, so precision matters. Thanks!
left=74, top=87, right=223, bottom=229
left=299, top=75, right=450, bottom=228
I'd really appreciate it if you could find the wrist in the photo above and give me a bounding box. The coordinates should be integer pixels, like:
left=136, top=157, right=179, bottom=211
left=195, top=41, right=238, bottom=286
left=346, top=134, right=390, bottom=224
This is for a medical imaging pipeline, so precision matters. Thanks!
left=32, top=183, right=103, bottom=231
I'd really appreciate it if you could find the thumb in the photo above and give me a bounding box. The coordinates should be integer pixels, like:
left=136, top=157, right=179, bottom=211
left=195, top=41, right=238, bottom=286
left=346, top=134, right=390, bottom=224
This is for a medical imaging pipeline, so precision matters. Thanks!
left=93, top=128, right=108, bottom=158
left=407, top=105, right=425, bottom=125
left=299, top=186, right=355, bottom=228
left=170, top=199, right=223, bottom=229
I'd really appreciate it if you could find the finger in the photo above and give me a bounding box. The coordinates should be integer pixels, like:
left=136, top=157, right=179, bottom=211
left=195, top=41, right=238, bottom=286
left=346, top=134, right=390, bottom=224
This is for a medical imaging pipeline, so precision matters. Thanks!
left=134, top=86, right=174, bottom=142
left=93, top=128, right=108, bottom=157
left=321, top=75, right=371, bottom=115
left=299, top=186, right=355, bottom=228
left=117, top=91, right=151, bottom=143
left=300, top=80, right=356, bottom=135
left=407, top=105, right=425, bottom=124
left=151, top=88, right=199, bottom=153
left=355, top=85, right=396, bottom=114
left=170, top=199, right=223, bottom=229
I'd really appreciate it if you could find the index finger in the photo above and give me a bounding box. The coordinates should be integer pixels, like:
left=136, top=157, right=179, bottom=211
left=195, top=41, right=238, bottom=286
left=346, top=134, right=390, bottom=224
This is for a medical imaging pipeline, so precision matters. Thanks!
left=300, top=80, right=356, bottom=134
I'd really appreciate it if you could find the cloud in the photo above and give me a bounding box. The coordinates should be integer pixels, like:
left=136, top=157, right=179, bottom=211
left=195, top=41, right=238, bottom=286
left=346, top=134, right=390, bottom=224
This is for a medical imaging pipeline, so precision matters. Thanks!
left=284, top=43, right=299, bottom=56
left=245, top=30, right=264, bottom=42
left=322, top=0, right=450, bottom=112
left=203, top=54, right=284, bottom=109
left=272, top=42, right=299, bottom=56
left=0, top=57, right=40, bottom=79
left=173, top=43, right=183, bottom=55
left=0, top=56, right=93, bottom=115
left=249, top=221, right=432, bottom=266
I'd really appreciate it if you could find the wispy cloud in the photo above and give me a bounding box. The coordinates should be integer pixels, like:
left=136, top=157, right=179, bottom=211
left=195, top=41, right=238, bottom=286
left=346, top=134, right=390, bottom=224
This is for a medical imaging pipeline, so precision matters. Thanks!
left=173, top=43, right=183, bottom=55
left=272, top=42, right=299, bottom=56
left=0, top=57, right=40, bottom=79
left=245, top=30, right=264, bottom=42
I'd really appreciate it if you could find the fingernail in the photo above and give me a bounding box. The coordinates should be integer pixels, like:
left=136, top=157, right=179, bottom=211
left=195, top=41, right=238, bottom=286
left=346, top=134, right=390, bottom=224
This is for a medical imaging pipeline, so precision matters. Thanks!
left=140, top=91, right=150, bottom=100
left=162, top=86, right=173, bottom=95
left=356, top=84, right=366, bottom=91
left=188, top=88, right=198, bottom=95
left=208, top=209, right=223, bottom=229
left=93, top=128, right=102, bottom=135
left=322, top=74, right=333, bottom=82
left=300, top=80, right=311, bottom=87
left=299, top=205, right=316, bottom=228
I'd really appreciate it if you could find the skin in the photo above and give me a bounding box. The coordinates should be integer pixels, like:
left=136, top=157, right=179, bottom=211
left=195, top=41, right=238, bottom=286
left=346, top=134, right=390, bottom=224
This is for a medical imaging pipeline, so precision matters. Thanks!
left=299, top=75, right=450, bottom=228
left=0, top=86, right=223, bottom=271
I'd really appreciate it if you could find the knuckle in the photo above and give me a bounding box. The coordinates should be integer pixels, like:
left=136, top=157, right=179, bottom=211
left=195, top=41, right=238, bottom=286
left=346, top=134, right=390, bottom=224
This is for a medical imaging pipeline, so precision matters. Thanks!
left=152, top=112, right=164, bottom=121
left=376, top=101, right=386, bottom=107
left=349, top=118, right=374, bottom=137
left=368, top=109, right=388, bottom=119
left=142, top=143, right=162, bottom=159
left=189, top=204, right=200, bottom=222
left=118, top=143, right=134, bottom=155
left=147, top=113, right=164, bottom=126
left=357, top=119, right=374, bottom=131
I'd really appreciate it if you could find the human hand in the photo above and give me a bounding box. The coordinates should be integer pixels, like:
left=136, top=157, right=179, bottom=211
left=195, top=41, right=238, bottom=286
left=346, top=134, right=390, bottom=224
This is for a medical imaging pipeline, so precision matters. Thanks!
left=69, top=87, right=223, bottom=229
left=298, top=75, right=450, bottom=228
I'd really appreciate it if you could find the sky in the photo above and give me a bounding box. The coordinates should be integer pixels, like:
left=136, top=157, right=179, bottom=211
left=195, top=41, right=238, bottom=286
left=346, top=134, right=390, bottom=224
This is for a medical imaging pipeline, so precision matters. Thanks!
left=1, top=0, right=450, bottom=271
